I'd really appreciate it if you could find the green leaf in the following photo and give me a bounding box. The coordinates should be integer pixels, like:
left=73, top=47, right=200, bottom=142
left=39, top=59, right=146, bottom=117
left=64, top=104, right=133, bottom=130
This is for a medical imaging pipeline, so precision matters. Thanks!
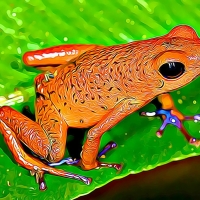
left=0, top=0, right=200, bottom=199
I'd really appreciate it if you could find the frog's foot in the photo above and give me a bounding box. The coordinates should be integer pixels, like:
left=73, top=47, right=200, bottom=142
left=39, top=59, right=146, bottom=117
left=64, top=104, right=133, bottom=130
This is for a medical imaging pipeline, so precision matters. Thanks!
left=29, top=165, right=91, bottom=191
left=80, top=141, right=122, bottom=171
left=140, top=109, right=200, bottom=146
left=48, top=141, right=122, bottom=170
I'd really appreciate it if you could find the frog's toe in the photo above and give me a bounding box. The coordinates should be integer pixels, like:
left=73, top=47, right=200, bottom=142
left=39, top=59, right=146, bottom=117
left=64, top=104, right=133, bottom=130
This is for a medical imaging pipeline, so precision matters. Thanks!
left=96, top=162, right=123, bottom=171
left=30, top=170, right=47, bottom=191
left=185, top=114, right=200, bottom=121
left=48, top=157, right=79, bottom=166
left=79, top=159, right=123, bottom=171
left=140, top=109, right=200, bottom=143
left=189, top=138, right=200, bottom=147
left=97, top=141, right=117, bottom=159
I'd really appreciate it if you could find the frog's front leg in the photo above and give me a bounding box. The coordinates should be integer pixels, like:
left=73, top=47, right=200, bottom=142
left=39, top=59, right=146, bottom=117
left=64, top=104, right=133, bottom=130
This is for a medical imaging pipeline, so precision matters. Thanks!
left=140, top=93, right=200, bottom=145
left=0, top=105, right=91, bottom=191
left=78, top=98, right=142, bottom=170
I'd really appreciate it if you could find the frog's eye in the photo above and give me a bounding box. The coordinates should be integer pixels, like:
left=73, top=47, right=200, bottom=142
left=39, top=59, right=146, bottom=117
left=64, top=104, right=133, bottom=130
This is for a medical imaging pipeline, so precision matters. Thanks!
left=159, top=62, right=185, bottom=79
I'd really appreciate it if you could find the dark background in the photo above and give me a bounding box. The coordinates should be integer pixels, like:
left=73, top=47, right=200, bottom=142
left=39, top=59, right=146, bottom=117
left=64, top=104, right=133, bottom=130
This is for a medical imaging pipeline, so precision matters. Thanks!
left=78, top=156, right=200, bottom=200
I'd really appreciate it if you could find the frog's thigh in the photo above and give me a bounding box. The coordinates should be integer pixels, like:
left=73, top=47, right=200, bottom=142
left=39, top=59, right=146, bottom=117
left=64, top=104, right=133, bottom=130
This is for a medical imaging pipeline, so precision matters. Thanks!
left=81, top=98, right=141, bottom=170
left=35, top=96, right=69, bottom=162
left=23, top=44, right=98, bottom=66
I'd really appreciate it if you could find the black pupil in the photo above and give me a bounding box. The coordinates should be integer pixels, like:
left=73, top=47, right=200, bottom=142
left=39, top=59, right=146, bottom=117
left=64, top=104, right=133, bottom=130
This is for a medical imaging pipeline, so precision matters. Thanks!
left=159, top=62, right=185, bottom=79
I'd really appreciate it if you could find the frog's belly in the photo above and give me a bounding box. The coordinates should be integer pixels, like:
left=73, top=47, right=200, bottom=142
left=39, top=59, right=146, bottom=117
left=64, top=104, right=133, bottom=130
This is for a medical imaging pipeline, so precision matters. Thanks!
left=62, top=106, right=110, bottom=128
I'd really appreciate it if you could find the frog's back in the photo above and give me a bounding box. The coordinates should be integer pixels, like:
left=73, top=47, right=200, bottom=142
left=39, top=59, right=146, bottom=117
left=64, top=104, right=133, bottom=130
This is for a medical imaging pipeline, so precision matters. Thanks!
left=43, top=39, right=165, bottom=128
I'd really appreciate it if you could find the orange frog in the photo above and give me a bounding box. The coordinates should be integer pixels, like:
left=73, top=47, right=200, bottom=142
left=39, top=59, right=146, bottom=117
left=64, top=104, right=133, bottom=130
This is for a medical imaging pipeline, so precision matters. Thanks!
left=1, top=25, right=200, bottom=190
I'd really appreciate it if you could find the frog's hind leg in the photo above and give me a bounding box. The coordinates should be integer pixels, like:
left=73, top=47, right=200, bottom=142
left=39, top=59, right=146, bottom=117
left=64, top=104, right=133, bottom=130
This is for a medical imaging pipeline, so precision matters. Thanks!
left=0, top=106, right=91, bottom=190
left=23, top=44, right=100, bottom=69
left=21, top=107, right=119, bottom=169
left=140, top=93, right=200, bottom=145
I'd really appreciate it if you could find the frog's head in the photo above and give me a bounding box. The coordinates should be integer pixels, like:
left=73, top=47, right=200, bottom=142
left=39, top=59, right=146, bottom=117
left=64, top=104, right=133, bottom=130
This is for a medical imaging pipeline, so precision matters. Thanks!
left=143, top=25, right=200, bottom=96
